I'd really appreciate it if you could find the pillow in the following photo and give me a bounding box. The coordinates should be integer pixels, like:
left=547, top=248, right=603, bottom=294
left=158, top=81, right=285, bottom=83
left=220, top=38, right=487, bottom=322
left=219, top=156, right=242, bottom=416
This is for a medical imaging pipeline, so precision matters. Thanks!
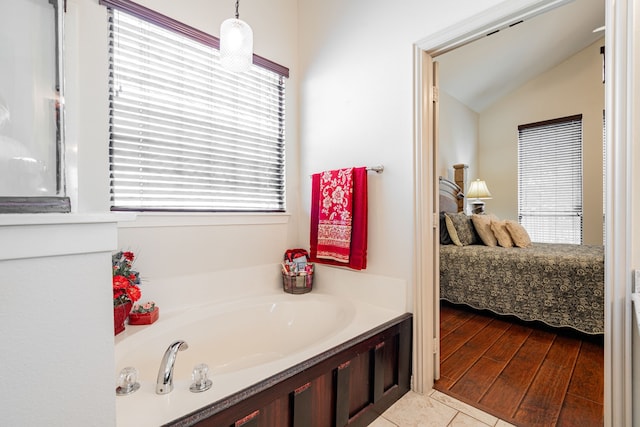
left=439, top=212, right=453, bottom=245
left=444, top=212, right=478, bottom=246
left=491, top=220, right=514, bottom=248
left=506, top=220, right=532, bottom=248
left=471, top=214, right=498, bottom=247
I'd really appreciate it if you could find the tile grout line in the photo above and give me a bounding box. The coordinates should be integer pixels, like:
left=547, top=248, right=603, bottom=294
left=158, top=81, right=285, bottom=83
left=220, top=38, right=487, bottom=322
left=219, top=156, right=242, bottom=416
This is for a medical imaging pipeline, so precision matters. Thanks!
left=432, top=391, right=498, bottom=427
left=380, top=414, right=400, bottom=426
left=435, top=388, right=520, bottom=427
left=444, top=407, right=498, bottom=427
left=437, top=388, right=516, bottom=427
left=446, top=411, right=462, bottom=427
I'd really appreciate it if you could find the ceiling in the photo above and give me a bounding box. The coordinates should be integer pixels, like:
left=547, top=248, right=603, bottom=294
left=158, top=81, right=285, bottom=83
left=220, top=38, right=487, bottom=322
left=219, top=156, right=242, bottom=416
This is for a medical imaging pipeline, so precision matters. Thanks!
left=437, top=0, right=605, bottom=113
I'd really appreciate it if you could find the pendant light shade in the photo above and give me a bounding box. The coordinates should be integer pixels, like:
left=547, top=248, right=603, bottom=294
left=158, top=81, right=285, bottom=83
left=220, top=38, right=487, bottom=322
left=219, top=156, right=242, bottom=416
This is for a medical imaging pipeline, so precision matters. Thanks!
left=220, top=1, right=253, bottom=73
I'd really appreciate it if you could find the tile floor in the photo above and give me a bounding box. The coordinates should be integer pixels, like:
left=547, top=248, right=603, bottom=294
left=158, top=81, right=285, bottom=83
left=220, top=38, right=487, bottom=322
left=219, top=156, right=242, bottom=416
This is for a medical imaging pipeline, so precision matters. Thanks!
left=372, top=389, right=516, bottom=427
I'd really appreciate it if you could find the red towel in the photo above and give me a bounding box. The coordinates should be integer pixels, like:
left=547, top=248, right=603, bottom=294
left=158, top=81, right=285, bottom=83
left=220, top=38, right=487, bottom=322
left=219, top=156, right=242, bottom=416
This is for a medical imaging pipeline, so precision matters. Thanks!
left=317, top=167, right=353, bottom=262
left=310, top=167, right=367, bottom=270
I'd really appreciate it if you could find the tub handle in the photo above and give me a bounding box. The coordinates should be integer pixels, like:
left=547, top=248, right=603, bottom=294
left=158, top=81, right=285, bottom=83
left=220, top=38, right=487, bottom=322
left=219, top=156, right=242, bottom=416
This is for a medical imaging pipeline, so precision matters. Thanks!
left=190, top=363, right=212, bottom=393
left=116, top=367, right=140, bottom=396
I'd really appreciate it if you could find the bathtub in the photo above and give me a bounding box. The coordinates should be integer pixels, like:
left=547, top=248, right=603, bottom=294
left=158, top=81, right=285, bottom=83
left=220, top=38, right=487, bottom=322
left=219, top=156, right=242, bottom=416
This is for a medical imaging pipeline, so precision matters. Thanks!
left=115, top=290, right=406, bottom=427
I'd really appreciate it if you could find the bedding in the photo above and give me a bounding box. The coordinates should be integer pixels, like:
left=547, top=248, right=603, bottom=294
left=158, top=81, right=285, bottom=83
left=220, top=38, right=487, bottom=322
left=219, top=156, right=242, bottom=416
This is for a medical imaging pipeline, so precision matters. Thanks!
left=490, top=219, right=514, bottom=248
left=471, top=214, right=498, bottom=247
left=505, top=220, right=532, bottom=248
left=437, top=176, right=604, bottom=335
left=440, top=242, right=604, bottom=334
left=444, top=212, right=478, bottom=246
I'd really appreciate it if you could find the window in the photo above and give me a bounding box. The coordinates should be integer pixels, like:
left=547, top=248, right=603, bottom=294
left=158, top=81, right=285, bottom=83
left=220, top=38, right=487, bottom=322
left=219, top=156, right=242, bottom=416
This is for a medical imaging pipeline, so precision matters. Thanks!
left=517, top=115, right=583, bottom=244
left=104, top=1, right=288, bottom=212
left=0, top=0, right=69, bottom=213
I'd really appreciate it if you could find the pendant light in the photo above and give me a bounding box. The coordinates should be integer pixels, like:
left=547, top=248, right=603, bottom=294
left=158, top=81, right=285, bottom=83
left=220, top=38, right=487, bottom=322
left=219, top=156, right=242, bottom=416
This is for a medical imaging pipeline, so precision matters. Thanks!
left=220, top=0, right=253, bottom=72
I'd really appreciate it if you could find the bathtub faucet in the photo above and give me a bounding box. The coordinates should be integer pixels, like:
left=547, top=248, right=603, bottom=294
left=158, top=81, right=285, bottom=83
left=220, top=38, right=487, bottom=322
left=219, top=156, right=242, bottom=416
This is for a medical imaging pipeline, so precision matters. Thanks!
left=156, top=340, right=189, bottom=394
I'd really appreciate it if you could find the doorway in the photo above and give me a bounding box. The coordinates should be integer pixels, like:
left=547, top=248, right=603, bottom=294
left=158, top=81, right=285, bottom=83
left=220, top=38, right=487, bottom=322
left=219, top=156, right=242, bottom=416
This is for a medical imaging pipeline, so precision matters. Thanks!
left=412, top=0, right=634, bottom=425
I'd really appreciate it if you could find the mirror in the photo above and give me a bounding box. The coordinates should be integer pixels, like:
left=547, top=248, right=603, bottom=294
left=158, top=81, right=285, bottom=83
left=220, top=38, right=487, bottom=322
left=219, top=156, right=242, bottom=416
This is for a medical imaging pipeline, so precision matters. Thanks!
left=0, top=0, right=69, bottom=213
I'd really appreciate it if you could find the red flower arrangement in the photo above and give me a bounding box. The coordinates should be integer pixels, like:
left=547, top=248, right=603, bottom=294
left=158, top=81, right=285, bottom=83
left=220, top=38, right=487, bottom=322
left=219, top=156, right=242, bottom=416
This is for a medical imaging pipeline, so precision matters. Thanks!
left=113, top=251, right=142, bottom=307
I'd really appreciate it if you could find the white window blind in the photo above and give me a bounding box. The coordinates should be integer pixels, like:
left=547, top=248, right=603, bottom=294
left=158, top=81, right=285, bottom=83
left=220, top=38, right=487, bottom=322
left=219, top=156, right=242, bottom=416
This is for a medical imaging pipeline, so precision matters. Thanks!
left=107, top=8, right=286, bottom=212
left=517, top=115, right=583, bottom=244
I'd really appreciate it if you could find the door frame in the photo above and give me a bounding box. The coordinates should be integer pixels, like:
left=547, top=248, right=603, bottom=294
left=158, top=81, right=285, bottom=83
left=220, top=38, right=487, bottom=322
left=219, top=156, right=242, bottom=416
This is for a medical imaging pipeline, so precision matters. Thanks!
left=412, top=0, right=635, bottom=425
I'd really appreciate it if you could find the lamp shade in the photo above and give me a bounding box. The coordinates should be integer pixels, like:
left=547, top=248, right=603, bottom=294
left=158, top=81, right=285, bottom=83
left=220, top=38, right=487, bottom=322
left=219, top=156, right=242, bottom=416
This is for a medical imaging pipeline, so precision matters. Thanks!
left=467, top=179, right=492, bottom=200
left=220, top=18, right=253, bottom=72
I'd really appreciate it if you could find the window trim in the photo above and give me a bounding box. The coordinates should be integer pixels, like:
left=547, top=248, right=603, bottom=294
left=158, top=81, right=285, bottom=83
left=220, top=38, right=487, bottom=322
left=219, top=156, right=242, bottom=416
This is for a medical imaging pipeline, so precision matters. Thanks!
left=98, top=0, right=289, bottom=78
left=517, top=113, right=583, bottom=132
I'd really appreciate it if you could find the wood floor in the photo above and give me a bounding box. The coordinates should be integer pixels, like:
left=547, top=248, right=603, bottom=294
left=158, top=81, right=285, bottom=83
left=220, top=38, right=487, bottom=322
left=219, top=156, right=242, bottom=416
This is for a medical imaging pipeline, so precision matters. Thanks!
left=434, top=302, right=604, bottom=427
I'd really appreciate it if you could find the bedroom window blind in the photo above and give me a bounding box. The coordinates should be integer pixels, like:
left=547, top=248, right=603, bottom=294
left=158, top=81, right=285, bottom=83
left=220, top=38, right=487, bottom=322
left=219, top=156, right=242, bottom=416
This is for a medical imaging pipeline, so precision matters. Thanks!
left=107, top=7, right=287, bottom=212
left=517, top=115, right=583, bottom=244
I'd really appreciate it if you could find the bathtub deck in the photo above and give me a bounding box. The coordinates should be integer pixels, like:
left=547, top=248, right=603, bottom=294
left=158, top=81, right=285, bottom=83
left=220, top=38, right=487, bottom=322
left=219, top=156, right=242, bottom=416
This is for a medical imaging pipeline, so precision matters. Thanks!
left=167, top=312, right=412, bottom=427
left=115, top=291, right=409, bottom=427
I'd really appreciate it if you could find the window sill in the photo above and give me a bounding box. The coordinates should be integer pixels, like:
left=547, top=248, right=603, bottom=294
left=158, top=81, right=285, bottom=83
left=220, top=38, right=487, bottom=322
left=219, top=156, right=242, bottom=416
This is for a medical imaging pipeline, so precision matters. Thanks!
left=0, top=212, right=135, bottom=227
left=117, top=212, right=291, bottom=228
left=0, top=213, right=134, bottom=261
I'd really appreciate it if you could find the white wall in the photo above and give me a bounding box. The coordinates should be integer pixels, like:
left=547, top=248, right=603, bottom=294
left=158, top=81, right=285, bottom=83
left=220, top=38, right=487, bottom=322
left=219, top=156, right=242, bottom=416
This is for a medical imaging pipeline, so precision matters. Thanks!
left=438, top=90, right=479, bottom=186
left=297, top=0, right=502, bottom=308
left=0, top=218, right=119, bottom=426
left=478, top=39, right=605, bottom=244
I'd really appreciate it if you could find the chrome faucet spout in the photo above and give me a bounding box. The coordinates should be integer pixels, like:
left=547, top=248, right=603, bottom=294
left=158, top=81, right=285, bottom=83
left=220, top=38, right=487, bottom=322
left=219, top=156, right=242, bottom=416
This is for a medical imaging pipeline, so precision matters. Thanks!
left=156, top=340, right=189, bottom=394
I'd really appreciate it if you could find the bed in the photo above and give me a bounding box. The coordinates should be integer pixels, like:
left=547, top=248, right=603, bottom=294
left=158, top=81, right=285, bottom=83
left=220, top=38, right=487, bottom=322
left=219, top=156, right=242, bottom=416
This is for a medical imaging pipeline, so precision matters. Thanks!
left=438, top=177, right=604, bottom=335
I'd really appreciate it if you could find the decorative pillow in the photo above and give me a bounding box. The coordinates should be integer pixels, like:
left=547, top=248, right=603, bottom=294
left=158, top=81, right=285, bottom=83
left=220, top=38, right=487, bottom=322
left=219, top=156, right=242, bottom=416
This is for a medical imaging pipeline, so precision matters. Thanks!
left=491, top=220, right=514, bottom=248
left=506, top=220, right=532, bottom=248
left=444, top=212, right=478, bottom=246
left=439, top=212, right=453, bottom=245
left=471, top=214, right=498, bottom=247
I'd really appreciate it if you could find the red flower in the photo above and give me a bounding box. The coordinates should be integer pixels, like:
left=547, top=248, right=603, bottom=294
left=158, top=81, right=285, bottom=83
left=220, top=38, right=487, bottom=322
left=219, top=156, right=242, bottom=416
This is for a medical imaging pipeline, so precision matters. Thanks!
left=112, top=250, right=143, bottom=306
left=126, top=285, right=141, bottom=303
left=113, top=275, right=130, bottom=290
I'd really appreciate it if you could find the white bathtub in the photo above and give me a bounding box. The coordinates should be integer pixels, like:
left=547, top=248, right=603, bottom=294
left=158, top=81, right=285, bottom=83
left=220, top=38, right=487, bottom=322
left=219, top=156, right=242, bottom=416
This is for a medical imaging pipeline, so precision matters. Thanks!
left=115, top=290, right=404, bottom=427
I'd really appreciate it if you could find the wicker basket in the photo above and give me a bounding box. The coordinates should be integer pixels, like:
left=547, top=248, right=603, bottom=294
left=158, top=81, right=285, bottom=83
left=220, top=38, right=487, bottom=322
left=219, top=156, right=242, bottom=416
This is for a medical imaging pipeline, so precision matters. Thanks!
left=282, top=266, right=314, bottom=294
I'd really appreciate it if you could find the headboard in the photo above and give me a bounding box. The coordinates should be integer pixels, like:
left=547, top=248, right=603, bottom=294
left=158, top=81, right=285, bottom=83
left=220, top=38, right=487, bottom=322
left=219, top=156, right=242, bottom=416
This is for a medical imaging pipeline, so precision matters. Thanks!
left=439, top=177, right=464, bottom=213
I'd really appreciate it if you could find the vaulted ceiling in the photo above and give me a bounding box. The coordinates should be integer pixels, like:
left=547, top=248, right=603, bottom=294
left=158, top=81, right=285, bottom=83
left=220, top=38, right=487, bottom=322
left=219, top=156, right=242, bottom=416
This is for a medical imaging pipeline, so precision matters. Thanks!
left=437, top=0, right=605, bottom=113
